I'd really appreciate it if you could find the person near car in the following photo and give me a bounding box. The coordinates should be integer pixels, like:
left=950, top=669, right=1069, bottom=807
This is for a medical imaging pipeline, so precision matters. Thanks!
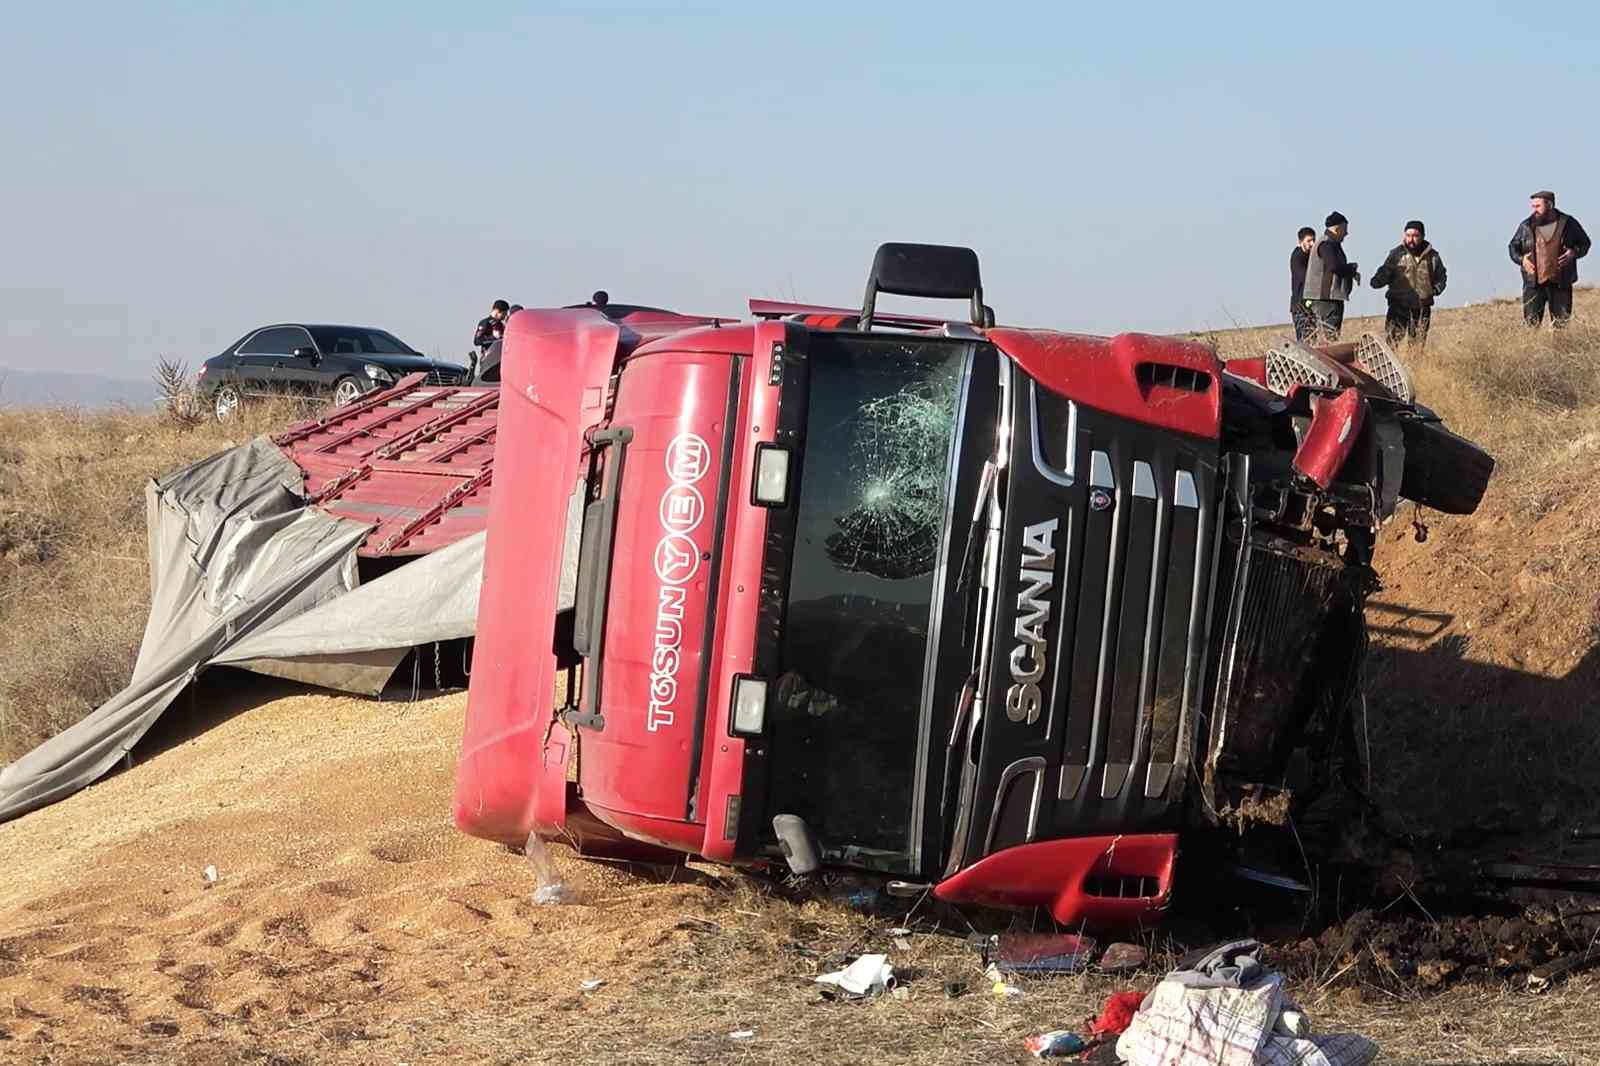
left=1300, top=212, right=1360, bottom=342
left=1370, top=220, right=1447, bottom=347
left=1289, top=227, right=1317, bottom=341
left=1509, top=191, right=1591, bottom=329
left=474, top=300, right=511, bottom=354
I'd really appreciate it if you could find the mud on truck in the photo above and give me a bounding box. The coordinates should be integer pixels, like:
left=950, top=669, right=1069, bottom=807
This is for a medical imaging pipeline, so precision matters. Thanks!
left=453, top=244, right=1493, bottom=926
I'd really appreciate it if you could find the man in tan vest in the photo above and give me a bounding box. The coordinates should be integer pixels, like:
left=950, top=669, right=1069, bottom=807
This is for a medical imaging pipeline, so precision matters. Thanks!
left=1508, top=191, right=1591, bottom=328
left=1371, top=220, right=1447, bottom=347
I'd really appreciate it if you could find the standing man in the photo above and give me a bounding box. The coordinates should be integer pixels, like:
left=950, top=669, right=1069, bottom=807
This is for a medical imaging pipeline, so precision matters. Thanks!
left=474, top=299, right=510, bottom=355
left=1290, top=226, right=1317, bottom=341
left=1371, top=220, right=1447, bottom=347
left=1301, top=212, right=1361, bottom=341
left=1509, top=191, right=1591, bottom=328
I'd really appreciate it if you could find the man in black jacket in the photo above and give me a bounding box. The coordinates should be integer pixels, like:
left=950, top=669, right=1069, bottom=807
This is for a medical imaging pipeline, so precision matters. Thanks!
left=474, top=299, right=511, bottom=354
left=1289, top=227, right=1316, bottom=341
left=1508, top=191, right=1591, bottom=328
left=1301, top=212, right=1361, bottom=341
left=1371, top=220, right=1447, bottom=347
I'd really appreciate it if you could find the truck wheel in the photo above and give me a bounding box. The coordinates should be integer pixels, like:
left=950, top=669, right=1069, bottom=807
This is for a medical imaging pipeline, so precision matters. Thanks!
left=213, top=384, right=241, bottom=422
left=332, top=377, right=363, bottom=407
left=1400, top=420, right=1495, bottom=515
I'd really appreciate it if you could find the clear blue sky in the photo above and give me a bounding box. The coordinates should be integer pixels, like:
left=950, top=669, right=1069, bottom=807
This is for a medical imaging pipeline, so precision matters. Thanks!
left=3, top=1, right=1597, bottom=376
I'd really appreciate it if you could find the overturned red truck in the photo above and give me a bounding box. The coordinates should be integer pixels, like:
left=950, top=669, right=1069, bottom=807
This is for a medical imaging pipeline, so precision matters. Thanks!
left=453, top=245, right=1492, bottom=925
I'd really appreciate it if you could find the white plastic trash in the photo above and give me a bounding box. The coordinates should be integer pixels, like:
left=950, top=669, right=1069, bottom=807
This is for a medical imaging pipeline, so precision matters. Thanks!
left=815, top=953, right=895, bottom=997
left=525, top=832, right=578, bottom=905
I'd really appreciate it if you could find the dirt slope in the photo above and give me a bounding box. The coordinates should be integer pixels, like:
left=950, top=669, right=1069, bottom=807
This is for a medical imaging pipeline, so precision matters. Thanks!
left=4, top=673, right=1597, bottom=1065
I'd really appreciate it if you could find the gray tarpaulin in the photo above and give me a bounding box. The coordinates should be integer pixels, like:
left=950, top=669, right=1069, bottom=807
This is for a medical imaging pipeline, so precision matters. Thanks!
left=0, top=437, right=485, bottom=823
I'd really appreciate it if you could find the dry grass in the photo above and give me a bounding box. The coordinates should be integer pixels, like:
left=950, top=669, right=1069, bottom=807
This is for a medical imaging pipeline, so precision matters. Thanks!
left=0, top=393, right=317, bottom=762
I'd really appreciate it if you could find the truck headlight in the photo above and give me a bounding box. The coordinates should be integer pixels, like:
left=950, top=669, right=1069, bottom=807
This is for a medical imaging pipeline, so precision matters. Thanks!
left=730, top=676, right=768, bottom=737
left=364, top=363, right=394, bottom=384
left=752, top=444, right=790, bottom=506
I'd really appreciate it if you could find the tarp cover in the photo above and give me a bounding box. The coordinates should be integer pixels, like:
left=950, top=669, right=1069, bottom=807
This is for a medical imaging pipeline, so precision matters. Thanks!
left=0, top=437, right=484, bottom=823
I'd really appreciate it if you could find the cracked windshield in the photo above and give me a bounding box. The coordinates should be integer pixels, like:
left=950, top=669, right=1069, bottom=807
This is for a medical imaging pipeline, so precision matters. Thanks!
left=767, top=336, right=967, bottom=863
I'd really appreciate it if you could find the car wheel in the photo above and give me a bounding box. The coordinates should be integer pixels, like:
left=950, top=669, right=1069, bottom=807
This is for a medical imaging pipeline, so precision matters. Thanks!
left=332, top=377, right=364, bottom=407
left=213, top=384, right=242, bottom=422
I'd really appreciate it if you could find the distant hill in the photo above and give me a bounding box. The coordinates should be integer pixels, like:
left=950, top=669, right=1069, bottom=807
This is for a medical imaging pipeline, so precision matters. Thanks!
left=0, top=366, right=158, bottom=409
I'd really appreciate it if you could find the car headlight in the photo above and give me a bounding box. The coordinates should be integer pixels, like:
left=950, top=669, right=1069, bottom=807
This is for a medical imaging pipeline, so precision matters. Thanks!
left=364, top=364, right=395, bottom=384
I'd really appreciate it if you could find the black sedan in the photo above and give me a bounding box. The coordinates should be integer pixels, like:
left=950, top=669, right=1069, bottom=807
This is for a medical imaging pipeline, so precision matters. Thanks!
left=197, top=323, right=469, bottom=420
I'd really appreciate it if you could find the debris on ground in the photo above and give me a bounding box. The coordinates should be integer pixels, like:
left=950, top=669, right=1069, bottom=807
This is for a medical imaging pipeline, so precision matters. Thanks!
left=1098, top=942, right=1149, bottom=974
left=978, top=932, right=1098, bottom=975
left=815, top=953, right=895, bottom=997
left=578, top=979, right=604, bottom=992
left=1089, top=989, right=1145, bottom=1038
left=1527, top=947, right=1600, bottom=992
left=525, top=833, right=578, bottom=905
left=984, top=962, right=1024, bottom=998
left=1116, top=939, right=1377, bottom=1066
left=1023, top=1030, right=1088, bottom=1058
left=201, top=864, right=219, bottom=886
left=729, top=1030, right=755, bottom=1041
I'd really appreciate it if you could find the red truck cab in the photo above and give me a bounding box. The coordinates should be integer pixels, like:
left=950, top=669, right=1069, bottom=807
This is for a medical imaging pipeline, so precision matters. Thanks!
left=454, top=245, right=1490, bottom=926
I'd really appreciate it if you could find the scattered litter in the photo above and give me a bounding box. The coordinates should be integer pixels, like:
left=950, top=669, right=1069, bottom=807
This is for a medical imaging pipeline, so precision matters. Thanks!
left=1090, top=990, right=1145, bottom=1038
left=1528, top=948, right=1600, bottom=993
left=829, top=882, right=882, bottom=913
left=1116, top=939, right=1378, bottom=1066
left=525, top=832, right=578, bottom=905
left=1231, top=864, right=1312, bottom=893
left=579, top=979, right=605, bottom=992
left=985, top=962, right=1024, bottom=998
left=201, top=865, right=219, bottom=886
left=887, top=927, right=913, bottom=937
left=815, top=953, right=895, bottom=997
left=893, top=936, right=912, bottom=952
left=943, top=981, right=968, bottom=999
left=1098, top=942, right=1148, bottom=974
left=989, top=932, right=1098, bottom=975
left=1023, top=1031, right=1087, bottom=1058
left=729, top=1030, right=755, bottom=1041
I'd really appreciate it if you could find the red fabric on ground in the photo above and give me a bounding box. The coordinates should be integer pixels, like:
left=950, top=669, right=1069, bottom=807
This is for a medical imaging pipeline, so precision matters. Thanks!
left=1090, top=990, right=1145, bottom=1037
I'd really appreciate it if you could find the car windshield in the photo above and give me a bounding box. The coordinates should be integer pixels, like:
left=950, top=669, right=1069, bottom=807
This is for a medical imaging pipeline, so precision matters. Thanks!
left=764, top=333, right=967, bottom=868
left=309, top=327, right=417, bottom=356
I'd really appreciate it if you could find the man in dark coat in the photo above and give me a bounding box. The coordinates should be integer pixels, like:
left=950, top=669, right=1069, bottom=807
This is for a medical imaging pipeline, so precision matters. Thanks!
left=1300, top=212, right=1361, bottom=341
left=1509, top=191, right=1591, bottom=328
left=474, top=299, right=511, bottom=354
left=1371, top=220, right=1447, bottom=347
left=1289, top=227, right=1316, bottom=341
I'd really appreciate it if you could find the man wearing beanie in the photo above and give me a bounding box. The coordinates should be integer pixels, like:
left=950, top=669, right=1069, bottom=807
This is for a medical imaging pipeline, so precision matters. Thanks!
left=1508, top=191, right=1591, bottom=328
left=1371, top=221, right=1448, bottom=346
left=1300, top=212, right=1361, bottom=341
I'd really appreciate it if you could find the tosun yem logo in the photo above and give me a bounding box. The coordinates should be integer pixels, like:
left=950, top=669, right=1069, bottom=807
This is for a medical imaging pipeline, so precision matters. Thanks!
left=647, top=432, right=710, bottom=733
left=1006, top=519, right=1059, bottom=725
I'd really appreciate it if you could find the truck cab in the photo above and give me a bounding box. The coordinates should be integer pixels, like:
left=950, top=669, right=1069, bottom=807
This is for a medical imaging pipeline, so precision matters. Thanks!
left=454, top=244, right=1490, bottom=925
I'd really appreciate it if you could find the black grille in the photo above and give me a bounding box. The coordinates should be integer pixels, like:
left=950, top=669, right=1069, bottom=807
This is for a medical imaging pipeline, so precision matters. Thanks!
left=425, top=369, right=463, bottom=386
left=1201, top=532, right=1359, bottom=815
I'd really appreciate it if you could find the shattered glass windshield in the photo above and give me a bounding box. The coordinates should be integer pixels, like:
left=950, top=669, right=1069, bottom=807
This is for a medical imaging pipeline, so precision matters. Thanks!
left=765, top=335, right=967, bottom=865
